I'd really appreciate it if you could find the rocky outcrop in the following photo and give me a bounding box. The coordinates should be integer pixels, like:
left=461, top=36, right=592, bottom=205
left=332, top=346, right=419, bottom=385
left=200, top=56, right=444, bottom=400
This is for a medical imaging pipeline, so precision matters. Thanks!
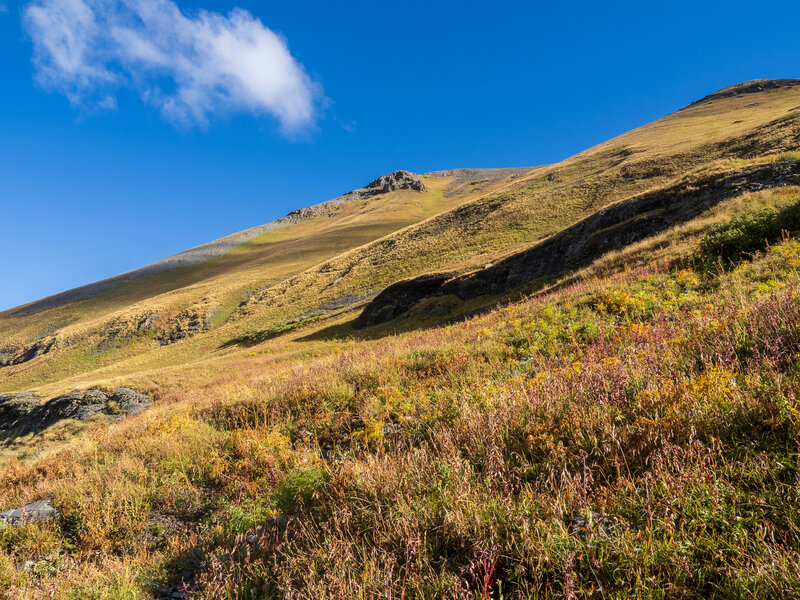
left=157, top=306, right=215, bottom=345
left=691, top=78, right=800, bottom=106
left=97, top=311, right=161, bottom=351
left=0, top=387, right=152, bottom=435
left=364, top=170, right=426, bottom=194
left=355, top=274, right=451, bottom=328
left=356, top=159, right=800, bottom=327
left=0, top=337, right=57, bottom=367
left=280, top=171, right=426, bottom=225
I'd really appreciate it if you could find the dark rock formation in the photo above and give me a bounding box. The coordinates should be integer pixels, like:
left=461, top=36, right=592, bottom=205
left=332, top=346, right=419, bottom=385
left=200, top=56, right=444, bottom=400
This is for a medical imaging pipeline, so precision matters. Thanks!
left=0, top=387, right=152, bottom=435
left=356, top=274, right=451, bottom=328
left=356, top=159, right=800, bottom=327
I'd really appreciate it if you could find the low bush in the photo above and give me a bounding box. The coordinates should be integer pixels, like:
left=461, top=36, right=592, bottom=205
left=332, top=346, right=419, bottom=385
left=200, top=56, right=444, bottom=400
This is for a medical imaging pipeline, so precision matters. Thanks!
left=700, top=196, right=800, bottom=262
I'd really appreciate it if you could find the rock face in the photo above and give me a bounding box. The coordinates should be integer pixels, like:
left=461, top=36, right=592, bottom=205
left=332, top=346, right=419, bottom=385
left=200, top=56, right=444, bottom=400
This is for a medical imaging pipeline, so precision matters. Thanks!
left=355, top=274, right=451, bottom=328
left=0, top=500, right=59, bottom=528
left=0, top=387, right=152, bottom=435
left=0, top=337, right=57, bottom=367
left=158, top=305, right=215, bottom=345
left=364, top=170, right=426, bottom=194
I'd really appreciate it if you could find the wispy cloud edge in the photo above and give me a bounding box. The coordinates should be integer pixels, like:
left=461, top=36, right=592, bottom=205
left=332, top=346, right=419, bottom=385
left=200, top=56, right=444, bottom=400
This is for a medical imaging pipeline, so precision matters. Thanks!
left=23, top=0, right=322, bottom=131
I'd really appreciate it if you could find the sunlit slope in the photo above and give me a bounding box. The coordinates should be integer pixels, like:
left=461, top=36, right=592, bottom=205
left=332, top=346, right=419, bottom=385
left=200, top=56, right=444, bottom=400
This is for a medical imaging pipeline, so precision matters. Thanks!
left=234, top=81, right=800, bottom=322
left=1, top=80, right=799, bottom=395
left=0, top=170, right=530, bottom=390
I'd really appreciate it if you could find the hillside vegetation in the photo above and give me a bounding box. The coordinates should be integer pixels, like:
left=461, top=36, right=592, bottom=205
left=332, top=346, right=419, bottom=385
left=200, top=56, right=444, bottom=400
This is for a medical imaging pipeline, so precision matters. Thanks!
left=2, top=80, right=800, bottom=599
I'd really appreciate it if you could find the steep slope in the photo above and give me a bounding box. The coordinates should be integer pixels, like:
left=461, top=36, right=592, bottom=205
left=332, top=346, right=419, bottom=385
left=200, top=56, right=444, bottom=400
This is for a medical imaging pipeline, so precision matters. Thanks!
left=1, top=79, right=799, bottom=397
left=0, top=168, right=530, bottom=389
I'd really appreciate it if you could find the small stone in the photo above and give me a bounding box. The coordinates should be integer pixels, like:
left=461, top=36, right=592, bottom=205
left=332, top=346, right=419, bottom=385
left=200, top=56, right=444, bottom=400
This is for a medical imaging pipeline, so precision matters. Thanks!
left=570, top=509, right=614, bottom=539
left=382, top=423, right=403, bottom=437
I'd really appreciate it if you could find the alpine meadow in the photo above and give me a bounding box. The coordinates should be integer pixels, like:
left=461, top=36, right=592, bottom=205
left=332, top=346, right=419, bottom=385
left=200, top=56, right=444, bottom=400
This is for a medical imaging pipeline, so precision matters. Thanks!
left=3, top=3, right=800, bottom=598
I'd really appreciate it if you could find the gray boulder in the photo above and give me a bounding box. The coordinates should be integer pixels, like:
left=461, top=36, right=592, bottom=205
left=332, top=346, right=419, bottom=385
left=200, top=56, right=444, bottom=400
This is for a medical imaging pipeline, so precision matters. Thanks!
left=0, top=387, right=152, bottom=435
left=364, top=170, right=426, bottom=194
left=0, top=500, right=59, bottom=528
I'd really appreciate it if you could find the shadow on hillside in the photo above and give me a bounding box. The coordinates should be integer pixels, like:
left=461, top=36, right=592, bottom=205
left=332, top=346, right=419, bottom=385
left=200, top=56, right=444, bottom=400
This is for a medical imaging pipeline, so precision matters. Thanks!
left=296, top=320, right=360, bottom=342
left=352, top=159, right=800, bottom=332
left=294, top=292, right=521, bottom=343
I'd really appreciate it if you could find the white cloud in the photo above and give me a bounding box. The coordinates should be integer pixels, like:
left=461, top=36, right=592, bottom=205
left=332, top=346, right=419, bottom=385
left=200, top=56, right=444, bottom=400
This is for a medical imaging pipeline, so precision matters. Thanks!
left=24, top=0, right=321, bottom=131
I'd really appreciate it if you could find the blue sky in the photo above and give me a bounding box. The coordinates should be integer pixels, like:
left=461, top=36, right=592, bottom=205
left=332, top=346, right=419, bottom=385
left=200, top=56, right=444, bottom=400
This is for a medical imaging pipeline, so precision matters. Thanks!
left=0, top=0, right=798, bottom=311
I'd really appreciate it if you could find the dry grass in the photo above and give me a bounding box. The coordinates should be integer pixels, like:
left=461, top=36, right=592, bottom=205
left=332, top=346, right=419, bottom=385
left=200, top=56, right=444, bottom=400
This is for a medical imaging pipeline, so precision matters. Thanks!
left=3, top=203, right=800, bottom=597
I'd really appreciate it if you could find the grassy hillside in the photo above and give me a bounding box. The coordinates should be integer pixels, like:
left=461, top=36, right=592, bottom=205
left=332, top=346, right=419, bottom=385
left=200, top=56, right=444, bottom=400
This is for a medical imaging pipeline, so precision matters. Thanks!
left=2, top=80, right=800, bottom=599
left=3, top=80, right=800, bottom=397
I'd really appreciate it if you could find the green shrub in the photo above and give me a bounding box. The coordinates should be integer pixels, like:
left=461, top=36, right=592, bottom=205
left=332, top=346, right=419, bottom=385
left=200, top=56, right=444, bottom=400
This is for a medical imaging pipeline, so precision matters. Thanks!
left=274, top=466, right=327, bottom=513
left=0, top=552, right=13, bottom=595
left=700, top=198, right=800, bottom=262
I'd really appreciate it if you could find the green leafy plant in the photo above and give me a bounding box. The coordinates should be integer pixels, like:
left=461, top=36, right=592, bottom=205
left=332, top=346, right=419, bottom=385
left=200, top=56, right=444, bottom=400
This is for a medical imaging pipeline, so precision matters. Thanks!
left=700, top=197, right=800, bottom=262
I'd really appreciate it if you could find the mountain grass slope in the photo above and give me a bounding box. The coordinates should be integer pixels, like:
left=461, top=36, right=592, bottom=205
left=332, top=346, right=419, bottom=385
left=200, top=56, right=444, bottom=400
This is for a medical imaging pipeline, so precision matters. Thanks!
left=1, top=79, right=800, bottom=599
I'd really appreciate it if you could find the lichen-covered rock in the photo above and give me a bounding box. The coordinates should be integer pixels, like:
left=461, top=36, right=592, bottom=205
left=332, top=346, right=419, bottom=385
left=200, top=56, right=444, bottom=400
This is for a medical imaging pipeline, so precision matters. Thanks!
left=0, top=337, right=57, bottom=367
left=111, top=387, right=152, bottom=416
left=0, top=387, right=152, bottom=435
left=157, top=303, right=217, bottom=345
left=0, top=500, right=59, bottom=528
left=97, top=311, right=161, bottom=351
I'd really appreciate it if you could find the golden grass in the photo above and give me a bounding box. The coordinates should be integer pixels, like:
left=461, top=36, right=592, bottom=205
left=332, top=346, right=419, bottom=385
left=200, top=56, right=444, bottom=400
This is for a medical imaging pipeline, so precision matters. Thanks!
left=4, top=218, right=800, bottom=596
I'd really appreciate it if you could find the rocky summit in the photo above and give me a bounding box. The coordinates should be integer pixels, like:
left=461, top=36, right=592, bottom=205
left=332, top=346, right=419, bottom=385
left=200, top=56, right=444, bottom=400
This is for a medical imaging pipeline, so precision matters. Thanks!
left=364, top=170, right=426, bottom=194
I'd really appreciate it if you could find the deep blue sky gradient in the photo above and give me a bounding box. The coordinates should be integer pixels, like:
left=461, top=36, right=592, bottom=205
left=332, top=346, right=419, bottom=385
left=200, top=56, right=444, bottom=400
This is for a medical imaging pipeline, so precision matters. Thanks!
left=1, top=0, right=799, bottom=310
